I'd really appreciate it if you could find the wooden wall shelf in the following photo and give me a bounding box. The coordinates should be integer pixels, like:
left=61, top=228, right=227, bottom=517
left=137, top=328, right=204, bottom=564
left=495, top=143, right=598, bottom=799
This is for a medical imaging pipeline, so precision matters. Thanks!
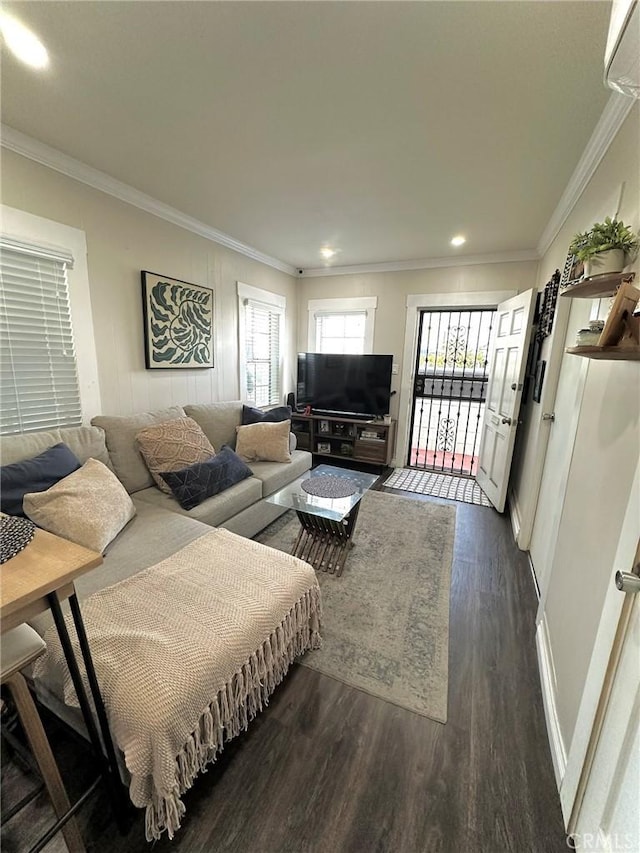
left=565, top=281, right=640, bottom=361
left=560, top=271, right=636, bottom=299
left=565, top=346, right=640, bottom=361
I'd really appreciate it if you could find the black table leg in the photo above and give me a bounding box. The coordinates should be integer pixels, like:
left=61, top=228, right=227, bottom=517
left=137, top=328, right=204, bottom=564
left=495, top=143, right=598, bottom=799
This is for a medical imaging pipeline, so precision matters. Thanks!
left=48, top=591, right=130, bottom=831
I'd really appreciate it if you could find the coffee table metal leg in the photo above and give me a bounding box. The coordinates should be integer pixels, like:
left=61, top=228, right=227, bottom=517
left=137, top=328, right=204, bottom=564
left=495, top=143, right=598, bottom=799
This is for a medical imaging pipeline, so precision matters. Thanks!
left=293, top=502, right=362, bottom=576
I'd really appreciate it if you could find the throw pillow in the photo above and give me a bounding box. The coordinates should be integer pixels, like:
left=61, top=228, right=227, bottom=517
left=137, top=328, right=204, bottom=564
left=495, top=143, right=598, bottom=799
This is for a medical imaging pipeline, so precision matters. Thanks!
left=235, top=419, right=292, bottom=464
left=136, top=417, right=216, bottom=494
left=160, top=446, right=253, bottom=511
left=23, top=458, right=136, bottom=554
left=0, top=443, right=82, bottom=517
left=241, top=404, right=292, bottom=425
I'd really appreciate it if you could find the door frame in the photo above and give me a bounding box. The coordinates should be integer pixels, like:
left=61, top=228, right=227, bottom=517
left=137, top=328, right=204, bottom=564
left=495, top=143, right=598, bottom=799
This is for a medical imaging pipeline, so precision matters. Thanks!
left=397, top=291, right=516, bottom=469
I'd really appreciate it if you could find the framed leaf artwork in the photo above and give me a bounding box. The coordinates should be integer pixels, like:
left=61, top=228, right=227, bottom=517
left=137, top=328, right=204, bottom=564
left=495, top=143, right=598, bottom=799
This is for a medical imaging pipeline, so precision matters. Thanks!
left=141, top=271, right=214, bottom=369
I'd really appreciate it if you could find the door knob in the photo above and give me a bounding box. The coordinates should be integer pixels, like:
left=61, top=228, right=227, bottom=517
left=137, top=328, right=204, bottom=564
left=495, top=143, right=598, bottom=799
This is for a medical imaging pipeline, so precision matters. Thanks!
left=501, top=417, right=512, bottom=425
left=542, top=412, right=555, bottom=422
left=511, top=383, right=523, bottom=391
left=615, top=571, right=640, bottom=594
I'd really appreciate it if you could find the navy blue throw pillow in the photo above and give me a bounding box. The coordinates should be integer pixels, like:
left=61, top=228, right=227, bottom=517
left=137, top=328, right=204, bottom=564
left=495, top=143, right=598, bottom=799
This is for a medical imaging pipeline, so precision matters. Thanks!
left=241, top=404, right=292, bottom=426
left=160, top=446, right=253, bottom=511
left=0, top=443, right=82, bottom=517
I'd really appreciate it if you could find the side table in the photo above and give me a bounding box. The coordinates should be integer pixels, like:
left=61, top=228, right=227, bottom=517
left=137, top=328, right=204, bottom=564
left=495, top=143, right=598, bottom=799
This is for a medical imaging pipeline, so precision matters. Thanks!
left=1, top=526, right=129, bottom=831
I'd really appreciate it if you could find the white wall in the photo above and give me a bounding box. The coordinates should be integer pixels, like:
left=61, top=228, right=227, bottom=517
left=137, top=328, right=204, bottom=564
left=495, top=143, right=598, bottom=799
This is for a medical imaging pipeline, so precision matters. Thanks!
left=511, top=104, right=640, bottom=764
left=0, top=149, right=298, bottom=416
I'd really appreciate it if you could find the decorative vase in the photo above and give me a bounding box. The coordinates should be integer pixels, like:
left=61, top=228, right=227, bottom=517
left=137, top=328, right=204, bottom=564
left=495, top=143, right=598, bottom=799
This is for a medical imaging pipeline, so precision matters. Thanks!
left=584, top=248, right=625, bottom=278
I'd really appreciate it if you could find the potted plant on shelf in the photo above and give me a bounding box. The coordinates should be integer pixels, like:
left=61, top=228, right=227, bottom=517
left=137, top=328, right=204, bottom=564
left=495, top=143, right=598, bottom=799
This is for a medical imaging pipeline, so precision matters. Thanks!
left=568, top=217, right=639, bottom=278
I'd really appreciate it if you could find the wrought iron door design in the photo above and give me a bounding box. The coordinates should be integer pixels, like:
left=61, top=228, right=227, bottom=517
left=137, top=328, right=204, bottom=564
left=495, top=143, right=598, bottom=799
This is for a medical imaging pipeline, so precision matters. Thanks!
left=408, top=309, right=495, bottom=476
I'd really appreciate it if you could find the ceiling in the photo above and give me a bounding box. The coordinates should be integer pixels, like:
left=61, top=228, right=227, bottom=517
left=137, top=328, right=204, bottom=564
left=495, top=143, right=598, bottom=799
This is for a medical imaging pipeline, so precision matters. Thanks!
left=0, top=1, right=612, bottom=272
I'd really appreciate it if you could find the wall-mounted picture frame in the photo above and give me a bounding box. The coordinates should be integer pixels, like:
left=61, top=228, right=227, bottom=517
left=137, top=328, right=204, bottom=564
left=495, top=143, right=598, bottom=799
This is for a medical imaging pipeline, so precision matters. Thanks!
left=560, top=252, right=584, bottom=290
left=536, top=269, right=560, bottom=341
left=317, top=441, right=331, bottom=453
left=141, top=271, right=214, bottom=369
left=533, top=359, right=546, bottom=403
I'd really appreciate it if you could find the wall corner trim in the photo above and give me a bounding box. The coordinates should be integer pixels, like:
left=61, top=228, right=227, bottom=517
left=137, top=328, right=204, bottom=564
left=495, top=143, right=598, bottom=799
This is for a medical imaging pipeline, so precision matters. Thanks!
left=0, top=124, right=297, bottom=277
left=536, top=615, right=568, bottom=793
left=536, top=93, right=635, bottom=257
left=507, top=486, right=522, bottom=546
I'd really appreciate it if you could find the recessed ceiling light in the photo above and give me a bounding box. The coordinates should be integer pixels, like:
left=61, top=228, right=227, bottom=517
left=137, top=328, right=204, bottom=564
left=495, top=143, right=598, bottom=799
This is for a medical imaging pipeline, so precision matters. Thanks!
left=450, top=235, right=466, bottom=247
left=320, top=247, right=337, bottom=260
left=0, top=13, right=49, bottom=70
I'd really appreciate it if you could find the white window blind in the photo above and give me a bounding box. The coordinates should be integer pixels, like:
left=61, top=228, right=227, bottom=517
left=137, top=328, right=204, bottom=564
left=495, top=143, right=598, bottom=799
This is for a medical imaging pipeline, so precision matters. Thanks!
left=243, top=299, right=282, bottom=406
left=0, top=239, right=82, bottom=434
left=315, top=311, right=367, bottom=354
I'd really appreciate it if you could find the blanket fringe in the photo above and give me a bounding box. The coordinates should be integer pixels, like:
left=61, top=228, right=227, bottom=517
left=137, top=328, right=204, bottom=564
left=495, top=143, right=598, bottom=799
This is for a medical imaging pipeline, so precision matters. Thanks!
left=145, top=584, right=322, bottom=841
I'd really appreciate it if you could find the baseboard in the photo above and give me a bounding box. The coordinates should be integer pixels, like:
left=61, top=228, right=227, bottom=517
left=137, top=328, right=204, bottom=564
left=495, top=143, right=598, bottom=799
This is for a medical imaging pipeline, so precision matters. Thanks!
left=536, top=615, right=567, bottom=790
left=528, top=552, right=540, bottom=600
left=508, top=487, right=521, bottom=545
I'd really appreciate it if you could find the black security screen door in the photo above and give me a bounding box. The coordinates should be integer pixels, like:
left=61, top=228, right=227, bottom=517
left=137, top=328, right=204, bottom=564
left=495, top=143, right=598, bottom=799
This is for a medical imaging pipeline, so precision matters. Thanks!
left=408, top=308, right=495, bottom=476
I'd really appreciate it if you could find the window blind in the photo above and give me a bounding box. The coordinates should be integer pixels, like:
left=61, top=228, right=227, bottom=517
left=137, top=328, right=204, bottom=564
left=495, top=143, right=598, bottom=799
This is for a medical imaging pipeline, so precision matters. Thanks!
left=0, top=242, right=82, bottom=434
left=315, top=311, right=366, bottom=354
left=243, top=299, right=281, bottom=406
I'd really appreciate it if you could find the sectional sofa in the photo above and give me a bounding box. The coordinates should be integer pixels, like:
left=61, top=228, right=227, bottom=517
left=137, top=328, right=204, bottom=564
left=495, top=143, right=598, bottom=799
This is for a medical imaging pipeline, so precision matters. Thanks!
left=0, top=401, right=318, bottom=840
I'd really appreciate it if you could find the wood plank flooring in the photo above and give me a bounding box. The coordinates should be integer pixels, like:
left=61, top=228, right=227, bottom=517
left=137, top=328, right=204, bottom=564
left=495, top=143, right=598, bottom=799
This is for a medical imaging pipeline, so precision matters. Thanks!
left=1, top=491, right=566, bottom=852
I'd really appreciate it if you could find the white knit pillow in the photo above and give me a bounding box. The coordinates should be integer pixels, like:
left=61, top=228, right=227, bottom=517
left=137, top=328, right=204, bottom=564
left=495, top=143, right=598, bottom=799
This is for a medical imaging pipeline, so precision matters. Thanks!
left=24, top=458, right=136, bottom=553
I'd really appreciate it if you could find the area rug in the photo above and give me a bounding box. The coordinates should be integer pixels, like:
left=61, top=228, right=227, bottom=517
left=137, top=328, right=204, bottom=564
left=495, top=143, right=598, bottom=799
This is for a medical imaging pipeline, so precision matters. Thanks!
left=255, top=490, right=456, bottom=723
left=384, top=467, right=492, bottom=507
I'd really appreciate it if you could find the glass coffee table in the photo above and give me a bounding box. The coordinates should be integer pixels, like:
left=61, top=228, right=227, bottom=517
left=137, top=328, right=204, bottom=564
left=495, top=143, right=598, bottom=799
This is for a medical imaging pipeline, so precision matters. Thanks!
left=265, top=464, right=378, bottom=576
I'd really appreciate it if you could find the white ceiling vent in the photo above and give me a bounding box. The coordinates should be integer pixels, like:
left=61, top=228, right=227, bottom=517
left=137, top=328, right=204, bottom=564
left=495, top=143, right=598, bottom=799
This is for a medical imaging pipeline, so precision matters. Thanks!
left=605, top=0, right=640, bottom=98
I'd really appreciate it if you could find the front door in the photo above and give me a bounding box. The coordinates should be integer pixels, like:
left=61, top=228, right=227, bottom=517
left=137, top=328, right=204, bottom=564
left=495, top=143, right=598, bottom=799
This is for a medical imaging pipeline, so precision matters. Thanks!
left=408, top=308, right=495, bottom=476
left=476, top=289, right=536, bottom=512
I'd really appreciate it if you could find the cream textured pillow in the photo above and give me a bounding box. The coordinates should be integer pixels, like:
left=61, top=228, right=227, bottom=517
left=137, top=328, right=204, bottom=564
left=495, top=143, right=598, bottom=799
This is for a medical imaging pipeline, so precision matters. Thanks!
left=235, top=419, right=292, bottom=464
left=23, top=458, right=136, bottom=554
left=135, top=417, right=216, bottom=494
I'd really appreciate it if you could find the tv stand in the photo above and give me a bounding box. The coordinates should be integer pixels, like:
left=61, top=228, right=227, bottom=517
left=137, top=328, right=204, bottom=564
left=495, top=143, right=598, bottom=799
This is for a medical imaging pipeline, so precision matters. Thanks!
left=291, top=413, right=395, bottom=467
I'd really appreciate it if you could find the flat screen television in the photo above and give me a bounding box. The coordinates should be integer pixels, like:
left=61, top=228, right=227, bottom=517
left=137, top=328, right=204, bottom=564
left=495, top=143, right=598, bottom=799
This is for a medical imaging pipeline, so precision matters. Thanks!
left=297, top=353, right=393, bottom=418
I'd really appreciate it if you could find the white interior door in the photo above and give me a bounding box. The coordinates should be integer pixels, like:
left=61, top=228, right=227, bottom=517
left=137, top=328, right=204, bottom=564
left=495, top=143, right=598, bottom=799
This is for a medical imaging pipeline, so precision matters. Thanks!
left=529, top=298, right=593, bottom=599
left=476, top=289, right=535, bottom=512
left=571, top=556, right=640, bottom=852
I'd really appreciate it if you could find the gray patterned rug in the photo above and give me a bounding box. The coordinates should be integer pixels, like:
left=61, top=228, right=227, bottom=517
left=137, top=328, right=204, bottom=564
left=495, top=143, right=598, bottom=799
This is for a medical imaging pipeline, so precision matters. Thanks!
left=255, top=490, right=456, bottom=723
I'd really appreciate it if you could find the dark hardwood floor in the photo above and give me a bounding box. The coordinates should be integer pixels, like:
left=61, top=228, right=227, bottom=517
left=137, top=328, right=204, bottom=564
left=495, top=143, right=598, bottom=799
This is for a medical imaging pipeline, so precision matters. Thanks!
left=1, top=490, right=566, bottom=852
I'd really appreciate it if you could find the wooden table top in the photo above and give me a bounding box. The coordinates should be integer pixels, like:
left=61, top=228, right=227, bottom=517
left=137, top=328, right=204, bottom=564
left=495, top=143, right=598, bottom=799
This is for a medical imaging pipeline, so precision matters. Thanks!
left=1, top=527, right=102, bottom=633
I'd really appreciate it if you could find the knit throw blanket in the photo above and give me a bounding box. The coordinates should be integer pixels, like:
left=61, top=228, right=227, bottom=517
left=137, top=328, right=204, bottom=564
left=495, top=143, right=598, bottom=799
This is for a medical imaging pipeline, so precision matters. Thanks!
left=33, top=529, right=322, bottom=840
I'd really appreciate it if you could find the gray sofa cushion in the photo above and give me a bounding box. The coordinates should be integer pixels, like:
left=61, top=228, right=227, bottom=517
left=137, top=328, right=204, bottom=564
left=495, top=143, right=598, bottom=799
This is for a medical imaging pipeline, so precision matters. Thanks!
left=134, top=475, right=262, bottom=527
left=248, top=450, right=312, bottom=497
left=92, top=407, right=186, bottom=494
left=0, top=426, right=111, bottom=469
left=29, top=500, right=211, bottom=637
left=184, top=401, right=243, bottom=451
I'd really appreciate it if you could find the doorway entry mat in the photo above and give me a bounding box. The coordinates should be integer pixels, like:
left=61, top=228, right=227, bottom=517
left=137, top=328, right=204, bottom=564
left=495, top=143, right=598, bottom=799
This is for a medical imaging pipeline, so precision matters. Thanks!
left=384, top=468, right=492, bottom=507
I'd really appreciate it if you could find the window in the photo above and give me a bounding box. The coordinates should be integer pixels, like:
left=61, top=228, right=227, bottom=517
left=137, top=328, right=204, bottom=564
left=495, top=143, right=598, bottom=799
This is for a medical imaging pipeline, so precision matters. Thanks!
left=308, top=297, right=377, bottom=353
left=315, top=311, right=366, bottom=353
left=238, top=282, right=285, bottom=406
left=0, top=237, right=82, bottom=434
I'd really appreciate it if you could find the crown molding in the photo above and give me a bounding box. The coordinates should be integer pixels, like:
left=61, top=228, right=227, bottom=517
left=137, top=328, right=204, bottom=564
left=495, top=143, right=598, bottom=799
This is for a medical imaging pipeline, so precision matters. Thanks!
left=0, top=125, right=297, bottom=277
left=536, top=92, right=636, bottom=257
left=299, top=249, right=540, bottom=278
